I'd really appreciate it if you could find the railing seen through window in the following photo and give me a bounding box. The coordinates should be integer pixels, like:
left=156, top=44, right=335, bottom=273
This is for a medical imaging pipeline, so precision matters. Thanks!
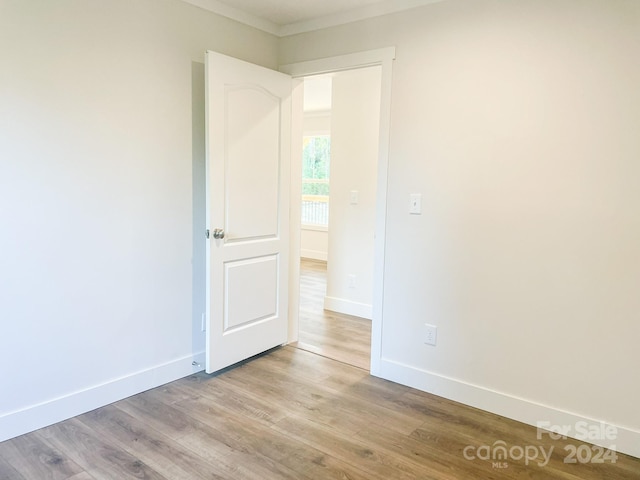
left=302, top=135, right=330, bottom=227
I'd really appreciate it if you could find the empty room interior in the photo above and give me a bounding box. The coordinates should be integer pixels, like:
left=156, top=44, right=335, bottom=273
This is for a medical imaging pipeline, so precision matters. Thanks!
left=1, top=0, right=639, bottom=479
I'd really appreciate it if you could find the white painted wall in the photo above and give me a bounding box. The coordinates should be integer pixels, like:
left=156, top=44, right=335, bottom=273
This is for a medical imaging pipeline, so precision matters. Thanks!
left=280, top=0, right=640, bottom=457
left=300, top=112, right=330, bottom=261
left=324, top=67, right=381, bottom=320
left=303, top=111, right=331, bottom=135
left=0, top=0, right=278, bottom=441
left=300, top=227, right=329, bottom=261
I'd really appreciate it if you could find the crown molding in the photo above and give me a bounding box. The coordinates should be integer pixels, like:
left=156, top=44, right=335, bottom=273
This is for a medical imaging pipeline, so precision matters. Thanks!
left=181, top=0, right=444, bottom=37
left=279, top=0, right=445, bottom=36
left=181, top=0, right=281, bottom=36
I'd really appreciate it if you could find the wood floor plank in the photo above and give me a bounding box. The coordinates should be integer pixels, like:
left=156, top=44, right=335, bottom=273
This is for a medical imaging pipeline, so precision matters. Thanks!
left=210, top=364, right=376, bottom=437
left=114, top=392, right=269, bottom=480
left=118, top=367, right=382, bottom=480
left=255, top=342, right=341, bottom=381
left=320, top=363, right=411, bottom=403
left=146, top=381, right=317, bottom=480
left=170, top=400, right=316, bottom=479
left=0, top=456, right=25, bottom=480
left=355, top=424, right=513, bottom=480
left=296, top=333, right=370, bottom=368
left=297, top=259, right=371, bottom=369
left=76, top=405, right=229, bottom=480
left=173, top=372, right=289, bottom=426
left=272, top=413, right=437, bottom=480
left=360, top=420, right=583, bottom=480
left=279, top=450, right=374, bottom=480
left=0, top=431, right=83, bottom=480
left=35, top=419, right=169, bottom=480
left=161, top=373, right=391, bottom=480
left=114, top=386, right=312, bottom=480
left=221, top=349, right=426, bottom=437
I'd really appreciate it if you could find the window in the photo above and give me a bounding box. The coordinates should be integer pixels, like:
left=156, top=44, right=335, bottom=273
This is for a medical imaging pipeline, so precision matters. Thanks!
left=301, top=135, right=330, bottom=227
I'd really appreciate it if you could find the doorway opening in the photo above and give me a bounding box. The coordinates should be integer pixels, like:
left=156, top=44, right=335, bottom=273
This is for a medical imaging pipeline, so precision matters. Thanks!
left=294, top=66, right=383, bottom=370
left=202, top=48, right=394, bottom=375
left=297, top=258, right=372, bottom=369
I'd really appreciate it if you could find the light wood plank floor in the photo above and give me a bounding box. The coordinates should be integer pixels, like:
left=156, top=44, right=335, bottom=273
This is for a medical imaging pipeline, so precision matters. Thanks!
left=1, top=347, right=638, bottom=479
left=296, top=258, right=371, bottom=369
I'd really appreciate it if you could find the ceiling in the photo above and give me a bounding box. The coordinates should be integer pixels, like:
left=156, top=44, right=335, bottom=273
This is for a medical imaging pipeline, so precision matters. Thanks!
left=213, top=0, right=385, bottom=25
left=182, top=0, right=444, bottom=36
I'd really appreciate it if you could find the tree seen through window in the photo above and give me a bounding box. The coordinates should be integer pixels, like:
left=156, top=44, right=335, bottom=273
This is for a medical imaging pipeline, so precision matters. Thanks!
left=302, top=136, right=330, bottom=226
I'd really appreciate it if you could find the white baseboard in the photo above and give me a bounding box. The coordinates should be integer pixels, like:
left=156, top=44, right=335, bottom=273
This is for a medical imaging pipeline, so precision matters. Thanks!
left=324, top=296, right=372, bottom=320
left=375, top=357, right=640, bottom=459
left=300, top=249, right=328, bottom=261
left=0, top=351, right=206, bottom=443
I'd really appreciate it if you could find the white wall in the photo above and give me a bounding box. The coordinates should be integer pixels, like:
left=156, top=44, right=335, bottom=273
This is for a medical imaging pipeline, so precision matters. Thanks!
left=0, top=0, right=278, bottom=441
left=300, top=228, right=329, bottom=261
left=280, top=0, right=640, bottom=457
left=324, top=67, right=381, bottom=319
left=303, top=111, right=331, bottom=135
left=300, top=112, right=330, bottom=261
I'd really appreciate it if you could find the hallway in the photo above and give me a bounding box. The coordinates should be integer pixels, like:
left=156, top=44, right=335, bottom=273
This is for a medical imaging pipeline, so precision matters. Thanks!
left=296, top=259, right=371, bottom=370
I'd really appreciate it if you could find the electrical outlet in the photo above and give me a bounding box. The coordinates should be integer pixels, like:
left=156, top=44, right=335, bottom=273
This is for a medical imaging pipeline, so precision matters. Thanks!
left=348, top=274, right=357, bottom=288
left=201, top=313, right=206, bottom=332
left=424, top=323, right=437, bottom=346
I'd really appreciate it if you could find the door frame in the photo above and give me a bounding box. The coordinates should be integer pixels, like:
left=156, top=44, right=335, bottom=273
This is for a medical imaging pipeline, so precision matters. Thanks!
left=280, top=47, right=396, bottom=376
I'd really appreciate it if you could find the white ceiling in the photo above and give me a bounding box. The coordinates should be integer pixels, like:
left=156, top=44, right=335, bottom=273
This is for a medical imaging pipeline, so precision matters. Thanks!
left=182, top=0, right=444, bottom=36
left=216, top=0, right=384, bottom=25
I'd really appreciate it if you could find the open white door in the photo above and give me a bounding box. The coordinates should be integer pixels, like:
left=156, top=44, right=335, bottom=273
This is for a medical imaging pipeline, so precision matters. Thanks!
left=205, top=51, right=292, bottom=373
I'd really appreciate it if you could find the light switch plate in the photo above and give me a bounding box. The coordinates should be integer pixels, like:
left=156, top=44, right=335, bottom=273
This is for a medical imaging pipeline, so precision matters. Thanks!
left=350, top=190, right=359, bottom=205
left=409, top=194, right=422, bottom=214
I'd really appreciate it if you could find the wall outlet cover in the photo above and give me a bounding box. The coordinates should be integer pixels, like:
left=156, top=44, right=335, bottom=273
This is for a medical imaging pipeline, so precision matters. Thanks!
left=424, top=323, right=437, bottom=346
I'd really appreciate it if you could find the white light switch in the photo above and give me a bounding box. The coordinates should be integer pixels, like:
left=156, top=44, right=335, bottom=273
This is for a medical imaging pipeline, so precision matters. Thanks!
left=409, top=194, right=422, bottom=214
left=350, top=190, right=359, bottom=205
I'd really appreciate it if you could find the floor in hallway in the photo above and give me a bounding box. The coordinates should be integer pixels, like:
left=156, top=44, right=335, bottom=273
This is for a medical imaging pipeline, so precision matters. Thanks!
left=296, top=258, right=371, bottom=370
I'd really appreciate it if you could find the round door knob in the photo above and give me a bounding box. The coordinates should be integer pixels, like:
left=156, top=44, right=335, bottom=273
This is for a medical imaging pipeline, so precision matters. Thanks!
left=213, top=228, right=225, bottom=239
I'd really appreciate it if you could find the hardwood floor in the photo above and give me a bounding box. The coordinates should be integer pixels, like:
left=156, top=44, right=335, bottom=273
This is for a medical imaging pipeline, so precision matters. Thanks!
left=1, top=265, right=638, bottom=479
left=1, top=346, right=638, bottom=479
left=296, top=258, right=371, bottom=369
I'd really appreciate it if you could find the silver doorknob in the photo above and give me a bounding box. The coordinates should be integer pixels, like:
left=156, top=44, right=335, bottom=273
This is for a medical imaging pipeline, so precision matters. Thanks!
left=213, top=228, right=225, bottom=239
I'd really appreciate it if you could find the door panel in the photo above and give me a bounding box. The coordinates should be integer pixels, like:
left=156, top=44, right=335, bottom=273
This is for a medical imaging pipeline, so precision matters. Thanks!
left=225, top=86, right=281, bottom=241
left=205, top=51, right=291, bottom=373
left=223, top=255, right=279, bottom=331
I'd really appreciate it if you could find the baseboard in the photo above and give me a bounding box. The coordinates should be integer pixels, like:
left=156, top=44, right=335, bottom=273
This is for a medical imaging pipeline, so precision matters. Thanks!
left=0, top=351, right=206, bottom=443
left=375, top=357, right=640, bottom=459
left=324, top=296, right=372, bottom=320
left=300, top=249, right=328, bottom=261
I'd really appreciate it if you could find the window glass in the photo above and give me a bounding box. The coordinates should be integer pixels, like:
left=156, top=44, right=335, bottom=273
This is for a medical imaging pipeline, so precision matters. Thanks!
left=301, top=136, right=330, bottom=227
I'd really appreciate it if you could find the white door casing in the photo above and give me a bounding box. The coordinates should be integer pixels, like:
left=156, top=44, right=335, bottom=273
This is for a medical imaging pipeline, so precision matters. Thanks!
left=280, top=47, right=396, bottom=375
left=205, top=51, right=292, bottom=373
